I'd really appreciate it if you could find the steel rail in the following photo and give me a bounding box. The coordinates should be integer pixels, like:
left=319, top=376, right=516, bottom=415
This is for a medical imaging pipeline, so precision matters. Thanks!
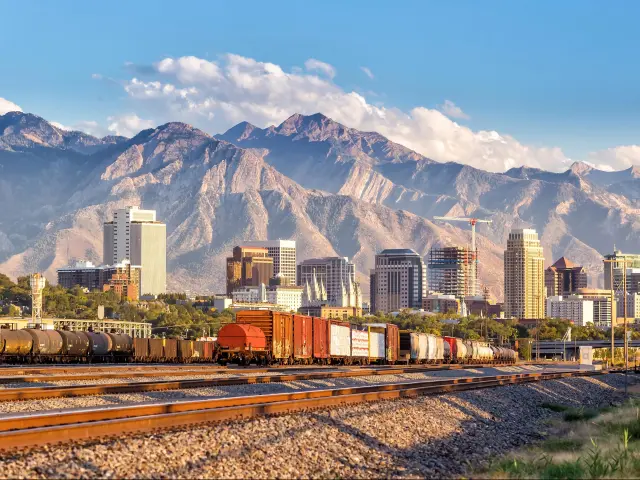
left=0, top=364, right=544, bottom=401
left=0, top=369, right=601, bottom=451
left=0, top=361, right=527, bottom=384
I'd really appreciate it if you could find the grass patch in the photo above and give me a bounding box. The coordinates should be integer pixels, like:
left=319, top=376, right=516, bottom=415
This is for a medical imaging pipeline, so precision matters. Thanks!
left=540, top=438, right=583, bottom=452
left=540, top=461, right=585, bottom=479
left=563, top=407, right=600, bottom=422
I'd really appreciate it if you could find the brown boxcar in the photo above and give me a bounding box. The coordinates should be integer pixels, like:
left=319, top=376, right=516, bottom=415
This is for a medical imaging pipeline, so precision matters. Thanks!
left=293, top=314, right=313, bottom=361
left=0, top=330, right=33, bottom=355
left=202, top=341, right=215, bottom=360
left=236, top=310, right=293, bottom=360
left=178, top=340, right=194, bottom=361
left=149, top=338, right=164, bottom=360
left=312, top=317, right=329, bottom=359
left=193, top=341, right=205, bottom=361
left=134, top=337, right=150, bottom=360
left=385, top=324, right=399, bottom=363
left=163, top=338, right=178, bottom=361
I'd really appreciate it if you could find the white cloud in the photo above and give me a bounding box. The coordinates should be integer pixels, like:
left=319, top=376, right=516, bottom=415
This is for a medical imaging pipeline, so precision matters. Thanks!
left=71, top=115, right=152, bottom=138
left=360, top=66, right=374, bottom=79
left=587, top=145, right=640, bottom=171
left=304, top=59, right=336, bottom=79
left=115, top=53, right=576, bottom=172
left=106, top=114, right=154, bottom=137
left=438, top=100, right=470, bottom=120
left=50, top=121, right=71, bottom=131
left=0, top=97, right=22, bottom=115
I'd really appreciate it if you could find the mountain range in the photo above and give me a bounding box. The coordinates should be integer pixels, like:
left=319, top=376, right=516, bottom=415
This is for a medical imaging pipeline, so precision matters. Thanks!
left=1, top=110, right=638, bottom=301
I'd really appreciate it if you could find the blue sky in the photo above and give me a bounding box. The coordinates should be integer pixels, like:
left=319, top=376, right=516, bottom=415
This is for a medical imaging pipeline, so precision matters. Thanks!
left=1, top=0, right=640, bottom=172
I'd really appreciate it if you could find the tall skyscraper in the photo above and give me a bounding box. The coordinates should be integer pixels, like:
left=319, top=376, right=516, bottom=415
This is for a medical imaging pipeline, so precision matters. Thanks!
left=104, top=206, right=166, bottom=295
left=545, top=256, right=588, bottom=297
left=226, top=246, right=274, bottom=295
left=243, top=240, right=296, bottom=283
left=504, top=228, right=545, bottom=318
left=427, top=246, right=477, bottom=298
left=297, top=257, right=361, bottom=308
left=369, top=249, right=426, bottom=314
left=604, top=250, right=640, bottom=293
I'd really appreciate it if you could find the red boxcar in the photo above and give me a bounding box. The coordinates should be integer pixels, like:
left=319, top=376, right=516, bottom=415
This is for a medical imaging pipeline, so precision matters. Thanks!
left=293, top=314, right=313, bottom=361
left=385, top=324, right=399, bottom=363
left=236, top=310, right=293, bottom=360
left=443, top=336, right=457, bottom=361
left=312, top=316, right=329, bottom=359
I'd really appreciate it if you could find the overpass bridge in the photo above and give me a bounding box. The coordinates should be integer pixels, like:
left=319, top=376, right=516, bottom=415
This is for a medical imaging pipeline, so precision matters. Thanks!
left=534, top=339, right=640, bottom=360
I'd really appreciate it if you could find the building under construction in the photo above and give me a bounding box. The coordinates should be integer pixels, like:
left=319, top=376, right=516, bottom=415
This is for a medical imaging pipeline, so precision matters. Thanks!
left=427, top=246, right=477, bottom=298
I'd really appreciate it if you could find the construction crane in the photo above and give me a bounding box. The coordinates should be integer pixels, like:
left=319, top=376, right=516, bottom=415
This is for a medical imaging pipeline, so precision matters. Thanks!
left=433, top=216, right=493, bottom=296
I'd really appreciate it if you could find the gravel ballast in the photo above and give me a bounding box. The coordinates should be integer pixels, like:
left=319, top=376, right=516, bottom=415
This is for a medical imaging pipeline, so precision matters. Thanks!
left=0, top=365, right=552, bottom=414
left=0, top=372, right=632, bottom=479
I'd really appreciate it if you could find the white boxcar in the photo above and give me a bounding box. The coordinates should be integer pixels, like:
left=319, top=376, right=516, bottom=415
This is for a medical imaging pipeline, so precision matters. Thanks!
left=417, top=333, right=428, bottom=361
left=368, top=330, right=386, bottom=359
left=426, top=334, right=438, bottom=362
left=455, top=339, right=467, bottom=362
left=351, top=329, right=369, bottom=357
left=330, top=323, right=351, bottom=357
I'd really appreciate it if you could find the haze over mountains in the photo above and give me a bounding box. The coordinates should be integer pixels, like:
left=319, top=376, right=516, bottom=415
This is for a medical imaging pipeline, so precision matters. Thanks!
left=0, top=110, right=638, bottom=300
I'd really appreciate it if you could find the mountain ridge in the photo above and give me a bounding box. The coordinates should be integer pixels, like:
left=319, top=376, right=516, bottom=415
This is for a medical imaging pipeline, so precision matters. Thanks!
left=1, top=111, right=639, bottom=300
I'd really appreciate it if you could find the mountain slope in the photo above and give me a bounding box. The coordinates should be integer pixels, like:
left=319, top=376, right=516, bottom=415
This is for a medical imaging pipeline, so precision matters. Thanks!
left=2, top=111, right=639, bottom=299
left=0, top=114, right=505, bottom=298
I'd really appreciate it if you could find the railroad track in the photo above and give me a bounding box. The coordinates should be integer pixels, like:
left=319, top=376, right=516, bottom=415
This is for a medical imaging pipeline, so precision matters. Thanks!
left=0, top=362, right=540, bottom=384
left=0, top=369, right=602, bottom=451
left=0, top=364, right=546, bottom=401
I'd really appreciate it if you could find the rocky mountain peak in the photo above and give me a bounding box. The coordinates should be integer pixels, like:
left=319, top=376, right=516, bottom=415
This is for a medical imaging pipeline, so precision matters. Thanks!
left=569, top=161, right=594, bottom=176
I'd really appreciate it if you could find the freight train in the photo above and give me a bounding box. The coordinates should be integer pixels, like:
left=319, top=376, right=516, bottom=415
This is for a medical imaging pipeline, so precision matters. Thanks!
left=0, top=327, right=217, bottom=363
left=0, top=310, right=518, bottom=365
left=215, top=310, right=518, bottom=365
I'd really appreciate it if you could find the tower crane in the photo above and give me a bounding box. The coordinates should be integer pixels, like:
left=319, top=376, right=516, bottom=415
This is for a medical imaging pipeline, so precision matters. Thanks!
left=433, top=216, right=493, bottom=297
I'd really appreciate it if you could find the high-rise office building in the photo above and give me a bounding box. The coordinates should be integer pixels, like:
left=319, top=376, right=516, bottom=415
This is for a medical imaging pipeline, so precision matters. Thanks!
left=369, top=249, right=426, bottom=314
left=504, top=228, right=545, bottom=318
left=297, top=257, right=361, bottom=308
left=604, top=250, right=640, bottom=294
left=546, top=295, right=594, bottom=327
left=243, top=240, right=296, bottom=283
left=226, top=246, right=274, bottom=295
left=545, top=257, right=588, bottom=297
left=57, top=260, right=142, bottom=301
left=103, top=206, right=166, bottom=296
left=427, top=246, right=477, bottom=298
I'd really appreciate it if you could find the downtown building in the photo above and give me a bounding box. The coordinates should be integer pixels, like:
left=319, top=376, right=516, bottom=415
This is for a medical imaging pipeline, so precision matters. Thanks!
left=226, top=246, right=274, bottom=295
left=103, top=206, right=166, bottom=296
left=57, top=260, right=142, bottom=301
left=297, top=257, right=361, bottom=308
left=546, top=295, right=594, bottom=327
left=427, top=246, right=477, bottom=298
left=545, top=257, right=588, bottom=297
left=231, top=283, right=303, bottom=312
left=369, top=249, right=426, bottom=314
left=242, top=240, right=296, bottom=284
left=504, top=229, right=545, bottom=319
left=604, top=250, right=640, bottom=293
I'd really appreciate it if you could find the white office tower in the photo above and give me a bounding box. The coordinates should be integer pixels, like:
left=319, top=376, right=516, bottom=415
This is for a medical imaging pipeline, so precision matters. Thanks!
left=243, top=240, right=296, bottom=283
left=298, top=257, right=361, bottom=308
left=104, top=206, right=166, bottom=295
